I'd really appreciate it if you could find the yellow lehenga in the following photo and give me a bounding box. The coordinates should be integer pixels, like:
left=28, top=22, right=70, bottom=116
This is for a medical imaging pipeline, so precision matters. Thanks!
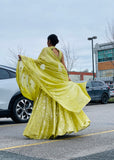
left=16, top=46, right=91, bottom=139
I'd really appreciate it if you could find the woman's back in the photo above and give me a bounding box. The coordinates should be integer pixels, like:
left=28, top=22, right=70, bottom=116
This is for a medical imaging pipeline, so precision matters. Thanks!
left=50, top=47, right=62, bottom=61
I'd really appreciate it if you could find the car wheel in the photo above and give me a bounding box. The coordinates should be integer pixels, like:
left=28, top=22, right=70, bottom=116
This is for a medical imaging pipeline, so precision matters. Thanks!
left=11, top=96, right=33, bottom=123
left=101, top=93, right=108, bottom=104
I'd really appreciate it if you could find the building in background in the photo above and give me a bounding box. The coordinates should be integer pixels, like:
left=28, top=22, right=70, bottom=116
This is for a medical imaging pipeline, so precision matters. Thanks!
left=69, top=71, right=95, bottom=82
left=95, top=42, right=114, bottom=87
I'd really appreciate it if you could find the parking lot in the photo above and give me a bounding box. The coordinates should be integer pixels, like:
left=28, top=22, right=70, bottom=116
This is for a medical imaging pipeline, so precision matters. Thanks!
left=0, top=103, right=114, bottom=160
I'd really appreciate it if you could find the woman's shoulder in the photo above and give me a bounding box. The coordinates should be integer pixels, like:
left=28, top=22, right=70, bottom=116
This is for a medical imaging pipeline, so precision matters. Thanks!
left=42, top=47, right=48, bottom=51
left=40, top=47, right=49, bottom=53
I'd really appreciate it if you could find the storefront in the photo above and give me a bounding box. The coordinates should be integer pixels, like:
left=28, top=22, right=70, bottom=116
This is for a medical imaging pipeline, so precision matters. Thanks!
left=69, top=71, right=95, bottom=82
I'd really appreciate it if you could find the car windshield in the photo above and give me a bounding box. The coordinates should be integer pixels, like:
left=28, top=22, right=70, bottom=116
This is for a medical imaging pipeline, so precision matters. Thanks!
left=0, top=68, right=16, bottom=79
left=86, top=81, right=92, bottom=88
left=92, top=81, right=104, bottom=87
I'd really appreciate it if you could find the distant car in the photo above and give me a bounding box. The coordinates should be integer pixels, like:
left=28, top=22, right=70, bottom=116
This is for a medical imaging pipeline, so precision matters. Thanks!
left=0, top=65, right=33, bottom=123
left=86, top=80, right=110, bottom=104
left=110, top=88, right=114, bottom=97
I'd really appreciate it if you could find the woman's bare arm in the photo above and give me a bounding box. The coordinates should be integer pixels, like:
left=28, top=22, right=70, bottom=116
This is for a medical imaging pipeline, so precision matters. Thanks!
left=61, top=53, right=71, bottom=81
left=18, top=55, right=21, bottom=61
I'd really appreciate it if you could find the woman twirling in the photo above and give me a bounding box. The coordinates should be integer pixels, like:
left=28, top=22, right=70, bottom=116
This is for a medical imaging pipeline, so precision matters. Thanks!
left=16, top=34, right=91, bottom=139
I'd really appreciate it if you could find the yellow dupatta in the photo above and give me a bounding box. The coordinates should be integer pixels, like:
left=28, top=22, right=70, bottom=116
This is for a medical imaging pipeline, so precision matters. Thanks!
left=16, top=47, right=91, bottom=113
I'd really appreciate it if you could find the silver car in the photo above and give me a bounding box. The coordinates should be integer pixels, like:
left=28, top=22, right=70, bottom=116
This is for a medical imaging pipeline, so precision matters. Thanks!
left=0, top=65, right=33, bottom=123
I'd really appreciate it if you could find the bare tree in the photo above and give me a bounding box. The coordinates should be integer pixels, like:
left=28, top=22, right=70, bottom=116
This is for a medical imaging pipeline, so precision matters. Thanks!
left=61, top=41, right=78, bottom=72
left=8, top=47, right=25, bottom=68
left=106, top=22, right=114, bottom=42
left=105, top=22, right=114, bottom=66
left=104, top=23, right=114, bottom=81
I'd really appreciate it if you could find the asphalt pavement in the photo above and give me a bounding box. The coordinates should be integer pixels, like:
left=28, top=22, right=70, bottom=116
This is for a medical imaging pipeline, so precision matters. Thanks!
left=0, top=149, right=114, bottom=160
left=71, top=149, right=114, bottom=160
left=0, top=151, right=45, bottom=160
left=0, top=103, right=114, bottom=160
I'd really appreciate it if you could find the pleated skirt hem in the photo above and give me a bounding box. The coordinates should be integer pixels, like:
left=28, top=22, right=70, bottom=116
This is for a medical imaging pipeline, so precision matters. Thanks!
left=23, top=89, right=90, bottom=140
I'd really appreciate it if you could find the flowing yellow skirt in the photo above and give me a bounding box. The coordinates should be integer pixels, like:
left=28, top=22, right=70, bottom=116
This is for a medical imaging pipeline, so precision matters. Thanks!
left=23, top=88, right=90, bottom=139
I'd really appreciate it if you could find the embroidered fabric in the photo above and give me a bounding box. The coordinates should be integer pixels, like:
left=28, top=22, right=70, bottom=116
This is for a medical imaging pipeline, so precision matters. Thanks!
left=16, top=47, right=91, bottom=139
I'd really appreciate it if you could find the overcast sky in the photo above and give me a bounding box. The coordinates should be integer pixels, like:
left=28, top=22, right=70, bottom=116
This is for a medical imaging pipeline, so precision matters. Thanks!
left=0, top=0, right=114, bottom=71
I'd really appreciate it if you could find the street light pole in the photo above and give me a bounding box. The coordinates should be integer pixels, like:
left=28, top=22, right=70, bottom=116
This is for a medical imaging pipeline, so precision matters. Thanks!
left=88, top=36, right=97, bottom=80
left=91, top=39, right=94, bottom=80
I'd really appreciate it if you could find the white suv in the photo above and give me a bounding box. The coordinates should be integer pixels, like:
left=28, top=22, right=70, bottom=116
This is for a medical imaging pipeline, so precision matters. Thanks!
left=0, top=65, right=33, bottom=123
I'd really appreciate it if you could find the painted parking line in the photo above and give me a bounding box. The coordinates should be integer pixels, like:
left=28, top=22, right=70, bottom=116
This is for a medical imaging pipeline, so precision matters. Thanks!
left=0, top=129, right=114, bottom=151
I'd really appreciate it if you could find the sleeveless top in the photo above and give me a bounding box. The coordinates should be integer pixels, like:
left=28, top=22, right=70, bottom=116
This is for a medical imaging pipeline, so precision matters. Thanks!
left=50, top=46, right=62, bottom=61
